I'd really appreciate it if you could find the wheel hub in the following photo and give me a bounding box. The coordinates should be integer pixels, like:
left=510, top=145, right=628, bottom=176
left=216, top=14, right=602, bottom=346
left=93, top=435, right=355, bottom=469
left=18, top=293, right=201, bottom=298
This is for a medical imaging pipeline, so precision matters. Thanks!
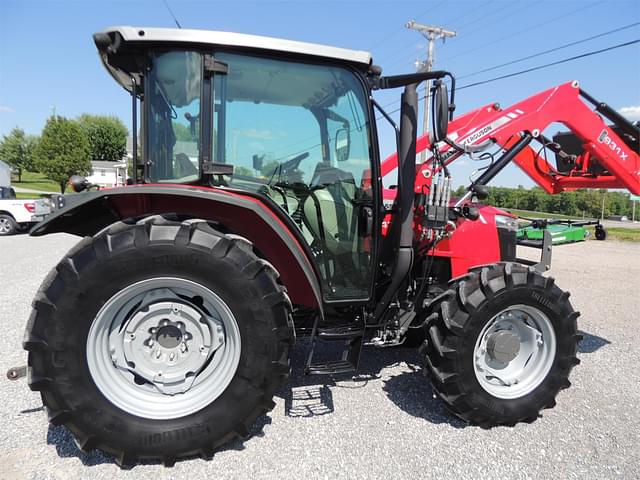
left=87, top=277, right=241, bottom=419
left=486, top=330, right=520, bottom=363
left=109, top=300, right=225, bottom=395
left=156, top=323, right=183, bottom=348
left=473, top=305, right=556, bottom=399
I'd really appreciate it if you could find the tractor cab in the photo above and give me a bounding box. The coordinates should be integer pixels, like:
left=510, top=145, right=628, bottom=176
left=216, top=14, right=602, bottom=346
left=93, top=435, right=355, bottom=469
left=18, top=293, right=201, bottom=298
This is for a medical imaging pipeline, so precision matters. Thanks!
left=95, top=27, right=382, bottom=302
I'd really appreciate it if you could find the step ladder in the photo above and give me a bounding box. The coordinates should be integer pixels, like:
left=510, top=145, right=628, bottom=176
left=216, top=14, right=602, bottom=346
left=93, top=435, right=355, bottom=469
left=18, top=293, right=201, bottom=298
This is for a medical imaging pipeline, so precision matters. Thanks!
left=304, top=323, right=365, bottom=375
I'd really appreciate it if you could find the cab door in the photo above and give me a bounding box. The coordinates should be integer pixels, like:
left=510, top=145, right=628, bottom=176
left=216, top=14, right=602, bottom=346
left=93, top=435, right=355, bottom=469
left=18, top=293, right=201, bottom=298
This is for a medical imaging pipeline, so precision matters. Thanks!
left=210, top=51, right=380, bottom=303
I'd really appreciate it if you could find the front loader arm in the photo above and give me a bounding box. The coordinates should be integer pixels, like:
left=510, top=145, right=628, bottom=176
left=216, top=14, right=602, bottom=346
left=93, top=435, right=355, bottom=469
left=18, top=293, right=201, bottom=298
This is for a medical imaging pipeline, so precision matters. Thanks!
left=381, top=81, right=640, bottom=196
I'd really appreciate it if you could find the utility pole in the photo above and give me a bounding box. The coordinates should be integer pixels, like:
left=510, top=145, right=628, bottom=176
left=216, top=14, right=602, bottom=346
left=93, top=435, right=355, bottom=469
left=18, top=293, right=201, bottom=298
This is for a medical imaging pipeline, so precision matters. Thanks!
left=406, top=20, right=456, bottom=163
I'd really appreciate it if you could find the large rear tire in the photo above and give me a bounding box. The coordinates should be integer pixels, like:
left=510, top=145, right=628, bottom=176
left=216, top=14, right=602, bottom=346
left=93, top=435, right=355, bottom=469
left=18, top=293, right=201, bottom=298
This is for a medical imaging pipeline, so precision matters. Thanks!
left=24, top=216, right=294, bottom=466
left=423, top=262, right=580, bottom=427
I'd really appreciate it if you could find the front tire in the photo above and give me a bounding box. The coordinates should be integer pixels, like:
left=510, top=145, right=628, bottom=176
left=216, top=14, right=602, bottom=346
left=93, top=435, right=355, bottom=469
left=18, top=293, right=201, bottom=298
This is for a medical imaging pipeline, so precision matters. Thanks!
left=24, top=217, right=294, bottom=466
left=423, top=262, right=580, bottom=427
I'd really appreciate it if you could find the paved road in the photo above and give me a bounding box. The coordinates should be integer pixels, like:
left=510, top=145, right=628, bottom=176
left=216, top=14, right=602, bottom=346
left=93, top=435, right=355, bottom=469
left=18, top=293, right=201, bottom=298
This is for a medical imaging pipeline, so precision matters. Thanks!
left=600, top=219, right=640, bottom=230
left=1, top=234, right=639, bottom=479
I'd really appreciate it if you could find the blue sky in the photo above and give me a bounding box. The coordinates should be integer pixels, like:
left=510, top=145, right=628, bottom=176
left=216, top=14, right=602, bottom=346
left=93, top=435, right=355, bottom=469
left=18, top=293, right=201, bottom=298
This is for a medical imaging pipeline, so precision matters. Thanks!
left=1, top=0, right=638, bottom=187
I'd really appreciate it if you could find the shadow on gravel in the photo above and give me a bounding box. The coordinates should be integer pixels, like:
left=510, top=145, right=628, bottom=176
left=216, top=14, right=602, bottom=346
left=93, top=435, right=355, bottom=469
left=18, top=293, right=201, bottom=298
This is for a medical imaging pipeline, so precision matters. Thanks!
left=578, top=330, right=611, bottom=354
left=278, top=340, right=465, bottom=428
left=47, top=425, right=113, bottom=466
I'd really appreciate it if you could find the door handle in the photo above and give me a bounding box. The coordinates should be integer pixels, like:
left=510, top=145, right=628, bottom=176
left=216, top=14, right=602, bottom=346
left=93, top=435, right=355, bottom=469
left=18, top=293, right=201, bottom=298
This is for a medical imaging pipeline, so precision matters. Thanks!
left=359, top=206, right=374, bottom=237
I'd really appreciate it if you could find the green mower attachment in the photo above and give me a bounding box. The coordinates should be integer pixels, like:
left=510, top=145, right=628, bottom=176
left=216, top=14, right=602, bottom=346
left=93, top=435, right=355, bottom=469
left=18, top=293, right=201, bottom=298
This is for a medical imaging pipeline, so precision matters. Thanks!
left=517, top=217, right=607, bottom=246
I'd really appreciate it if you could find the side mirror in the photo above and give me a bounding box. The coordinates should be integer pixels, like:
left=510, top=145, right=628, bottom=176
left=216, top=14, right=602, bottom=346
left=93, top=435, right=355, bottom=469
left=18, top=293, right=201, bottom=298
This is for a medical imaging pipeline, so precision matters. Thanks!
left=430, top=80, right=449, bottom=143
left=69, top=175, right=91, bottom=193
left=335, top=128, right=351, bottom=162
left=252, top=154, right=264, bottom=171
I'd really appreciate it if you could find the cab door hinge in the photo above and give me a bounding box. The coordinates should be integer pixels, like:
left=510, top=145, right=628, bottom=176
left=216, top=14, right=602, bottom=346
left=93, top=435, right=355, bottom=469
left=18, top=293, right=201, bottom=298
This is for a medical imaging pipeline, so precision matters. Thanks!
left=204, top=55, right=228, bottom=76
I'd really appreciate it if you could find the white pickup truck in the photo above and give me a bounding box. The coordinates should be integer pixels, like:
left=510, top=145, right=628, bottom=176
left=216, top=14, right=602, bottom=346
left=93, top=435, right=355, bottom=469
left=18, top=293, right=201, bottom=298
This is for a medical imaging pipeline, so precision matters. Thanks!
left=0, top=187, right=51, bottom=236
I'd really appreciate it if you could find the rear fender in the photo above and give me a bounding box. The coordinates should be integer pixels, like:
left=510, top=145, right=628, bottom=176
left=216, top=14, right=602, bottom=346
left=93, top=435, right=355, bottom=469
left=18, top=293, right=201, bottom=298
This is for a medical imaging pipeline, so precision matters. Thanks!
left=31, top=186, right=322, bottom=309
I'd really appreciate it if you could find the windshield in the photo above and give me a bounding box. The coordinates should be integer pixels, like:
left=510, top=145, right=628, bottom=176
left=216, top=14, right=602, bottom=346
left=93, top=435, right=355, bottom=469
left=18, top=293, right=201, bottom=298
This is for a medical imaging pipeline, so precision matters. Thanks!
left=146, top=50, right=202, bottom=183
left=213, top=53, right=371, bottom=193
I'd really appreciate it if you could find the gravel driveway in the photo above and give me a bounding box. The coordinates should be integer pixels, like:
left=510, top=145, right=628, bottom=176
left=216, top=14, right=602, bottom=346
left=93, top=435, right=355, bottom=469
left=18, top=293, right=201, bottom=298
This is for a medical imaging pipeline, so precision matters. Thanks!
left=1, top=233, right=638, bottom=479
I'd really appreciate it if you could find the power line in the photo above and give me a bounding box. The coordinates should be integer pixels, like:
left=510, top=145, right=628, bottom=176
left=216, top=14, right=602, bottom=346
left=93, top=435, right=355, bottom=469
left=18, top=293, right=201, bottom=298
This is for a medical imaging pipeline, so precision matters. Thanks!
left=376, top=38, right=640, bottom=117
left=444, top=0, right=496, bottom=31
left=458, top=38, right=640, bottom=90
left=162, top=0, right=182, bottom=29
left=450, top=1, right=502, bottom=31
left=368, top=1, right=446, bottom=51
left=380, top=1, right=527, bottom=71
left=442, top=1, right=601, bottom=64
left=458, top=22, right=640, bottom=80
left=454, top=2, right=535, bottom=39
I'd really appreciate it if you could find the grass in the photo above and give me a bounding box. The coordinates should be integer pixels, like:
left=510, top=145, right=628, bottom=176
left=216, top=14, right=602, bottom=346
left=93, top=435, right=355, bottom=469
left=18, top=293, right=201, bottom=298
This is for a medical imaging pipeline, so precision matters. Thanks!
left=586, top=227, right=640, bottom=242
left=14, top=191, right=53, bottom=200
left=13, top=171, right=59, bottom=193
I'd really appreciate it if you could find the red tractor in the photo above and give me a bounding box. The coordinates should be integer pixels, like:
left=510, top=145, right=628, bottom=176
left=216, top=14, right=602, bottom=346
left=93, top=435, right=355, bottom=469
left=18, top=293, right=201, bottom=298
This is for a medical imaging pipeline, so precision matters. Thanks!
left=15, top=26, right=639, bottom=466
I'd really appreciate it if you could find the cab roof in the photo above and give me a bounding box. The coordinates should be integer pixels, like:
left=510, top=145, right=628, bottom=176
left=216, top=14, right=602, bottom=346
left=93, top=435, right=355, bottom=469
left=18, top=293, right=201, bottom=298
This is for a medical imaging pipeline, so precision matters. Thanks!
left=100, top=26, right=372, bottom=66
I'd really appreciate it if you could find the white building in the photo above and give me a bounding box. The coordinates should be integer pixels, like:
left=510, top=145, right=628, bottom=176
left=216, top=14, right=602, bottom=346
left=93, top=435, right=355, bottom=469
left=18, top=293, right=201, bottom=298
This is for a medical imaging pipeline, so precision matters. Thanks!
left=0, top=160, right=11, bottom=187
left=87, top=161, right=128, bottom=188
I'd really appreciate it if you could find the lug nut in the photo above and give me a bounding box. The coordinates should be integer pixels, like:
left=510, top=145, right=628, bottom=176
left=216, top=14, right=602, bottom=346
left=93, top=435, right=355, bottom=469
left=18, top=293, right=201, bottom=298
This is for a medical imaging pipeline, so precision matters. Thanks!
left=169, top=352, right=175, bottom=361
left=148, top=339, right=154, bottom=347
left=180, top=343, right=187, bottom=353
left=156, top=350, right=162, bottom=359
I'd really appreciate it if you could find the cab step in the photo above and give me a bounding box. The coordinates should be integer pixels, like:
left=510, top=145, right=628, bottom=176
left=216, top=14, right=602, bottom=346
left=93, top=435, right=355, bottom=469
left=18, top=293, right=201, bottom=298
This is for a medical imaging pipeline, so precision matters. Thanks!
left=306, top=360, right=358, bottom=375
left=305, top=323, right=365, bottom=376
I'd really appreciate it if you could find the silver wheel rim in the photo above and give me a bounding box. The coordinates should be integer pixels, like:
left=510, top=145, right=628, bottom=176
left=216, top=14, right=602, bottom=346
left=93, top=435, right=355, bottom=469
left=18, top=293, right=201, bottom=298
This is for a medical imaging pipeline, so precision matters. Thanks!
left=473, top=304, right=556, bottom=399
left=86, top=277, right=241, bottom=419
left=0, top=218, right=11, bottom=234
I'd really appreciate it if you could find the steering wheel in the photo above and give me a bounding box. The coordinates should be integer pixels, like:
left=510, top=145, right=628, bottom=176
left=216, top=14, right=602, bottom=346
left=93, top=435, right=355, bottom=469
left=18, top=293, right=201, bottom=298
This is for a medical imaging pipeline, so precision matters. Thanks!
left=265, top=151, right=309, bottom=181
left=280, top=152, right=309, bottom=174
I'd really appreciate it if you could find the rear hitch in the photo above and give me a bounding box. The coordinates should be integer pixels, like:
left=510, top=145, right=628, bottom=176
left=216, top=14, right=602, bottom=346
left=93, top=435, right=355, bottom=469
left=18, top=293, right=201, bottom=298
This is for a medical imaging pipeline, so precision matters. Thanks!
left=6, top=365, right=27, bottom=381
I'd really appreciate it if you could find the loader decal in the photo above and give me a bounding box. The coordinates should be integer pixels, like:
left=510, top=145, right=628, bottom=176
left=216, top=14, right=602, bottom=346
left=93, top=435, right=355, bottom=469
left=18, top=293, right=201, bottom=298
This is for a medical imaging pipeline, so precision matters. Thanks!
left=598, top=129, right=629, bottom=161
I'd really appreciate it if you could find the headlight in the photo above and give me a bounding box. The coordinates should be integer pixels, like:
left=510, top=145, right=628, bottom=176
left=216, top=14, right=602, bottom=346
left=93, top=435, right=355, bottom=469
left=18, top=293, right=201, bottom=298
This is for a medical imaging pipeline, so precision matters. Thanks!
left=495, top=214, right=519, bottom=232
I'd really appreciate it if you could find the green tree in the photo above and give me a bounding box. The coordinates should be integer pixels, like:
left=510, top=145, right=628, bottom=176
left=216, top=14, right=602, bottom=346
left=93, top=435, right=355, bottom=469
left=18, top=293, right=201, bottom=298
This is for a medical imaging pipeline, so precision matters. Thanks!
left=34, top=116, right=91, bottom=193
left=0, top=128, right=38, bottom=181
left=77, top=114, right=128, bottom=161
left=173, top=123, right=195, bottom=142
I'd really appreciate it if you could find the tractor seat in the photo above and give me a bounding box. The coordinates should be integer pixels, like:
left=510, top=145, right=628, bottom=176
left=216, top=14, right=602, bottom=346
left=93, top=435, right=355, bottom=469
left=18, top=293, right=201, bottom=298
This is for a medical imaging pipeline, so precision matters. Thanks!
left=304, top=163, right=358, bottom=257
